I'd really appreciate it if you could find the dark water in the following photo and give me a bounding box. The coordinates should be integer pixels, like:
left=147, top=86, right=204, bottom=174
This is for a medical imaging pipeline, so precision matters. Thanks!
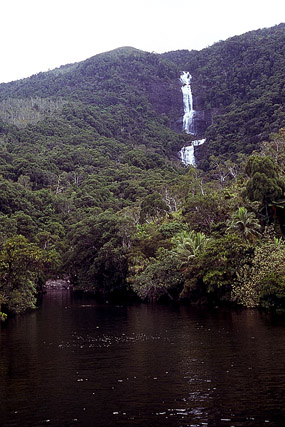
left=1, top=291, right=285, bottom=426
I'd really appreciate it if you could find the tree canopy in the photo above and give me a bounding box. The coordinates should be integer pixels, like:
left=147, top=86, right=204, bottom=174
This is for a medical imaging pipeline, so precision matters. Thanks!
left=0, top=25, right=285, bottom=316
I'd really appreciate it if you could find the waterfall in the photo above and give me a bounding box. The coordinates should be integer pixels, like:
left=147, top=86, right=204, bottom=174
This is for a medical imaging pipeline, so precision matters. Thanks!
left=179, top=139, right=206, bottom=167
left=180, top=71, right=194, bottom=134
left=179, top=71, right=205, bottom=166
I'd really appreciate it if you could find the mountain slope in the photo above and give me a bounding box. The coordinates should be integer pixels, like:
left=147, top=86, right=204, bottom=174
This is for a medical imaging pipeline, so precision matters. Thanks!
left=1, top=24, right=284, bottom=167
left=0, top=25, right=285, bottom=309
left=162, top=23, right=285, bottom=165
left=0, top=47, right=182, bottom=130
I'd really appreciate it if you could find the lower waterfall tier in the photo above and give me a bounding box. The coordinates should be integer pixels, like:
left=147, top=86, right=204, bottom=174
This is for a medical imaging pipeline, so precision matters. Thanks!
left=179, top=139, right=206, bottom=166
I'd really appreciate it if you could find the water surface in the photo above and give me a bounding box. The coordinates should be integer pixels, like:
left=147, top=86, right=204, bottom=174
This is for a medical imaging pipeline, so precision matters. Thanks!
left=1, top=290, right=285, bottom=426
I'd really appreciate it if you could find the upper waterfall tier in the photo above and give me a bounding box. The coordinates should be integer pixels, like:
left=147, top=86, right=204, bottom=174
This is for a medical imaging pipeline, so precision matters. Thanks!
left=180, top=71, right=194, bottom=134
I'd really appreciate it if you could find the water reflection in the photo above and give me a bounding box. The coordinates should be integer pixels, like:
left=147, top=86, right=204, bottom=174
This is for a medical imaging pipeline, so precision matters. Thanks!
left=1, top=291, right=285, bottom=426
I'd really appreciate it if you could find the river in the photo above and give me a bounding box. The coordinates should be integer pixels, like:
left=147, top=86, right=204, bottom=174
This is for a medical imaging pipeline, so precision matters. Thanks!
left=1, top=290, right=285, bottom=426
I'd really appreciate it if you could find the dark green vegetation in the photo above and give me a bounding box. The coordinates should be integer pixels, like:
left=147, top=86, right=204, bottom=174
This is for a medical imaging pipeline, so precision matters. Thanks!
left=163, top=23, right=285, bottom=166
left=0, top=24, right=285, bottom=317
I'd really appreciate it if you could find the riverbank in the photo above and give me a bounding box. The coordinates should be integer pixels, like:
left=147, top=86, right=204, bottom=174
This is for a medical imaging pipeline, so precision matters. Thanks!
left=44, top=279, right=72, bottom=290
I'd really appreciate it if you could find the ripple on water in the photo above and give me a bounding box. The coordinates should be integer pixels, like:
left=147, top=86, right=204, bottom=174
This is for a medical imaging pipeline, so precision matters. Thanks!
left=57, top=332, right=168, bottom=349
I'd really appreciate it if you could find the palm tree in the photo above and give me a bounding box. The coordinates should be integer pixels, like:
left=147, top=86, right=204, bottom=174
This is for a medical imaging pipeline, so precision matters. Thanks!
left=171, top=230, right=209, bottom=266
left=226, top=207, right=261, bottom=242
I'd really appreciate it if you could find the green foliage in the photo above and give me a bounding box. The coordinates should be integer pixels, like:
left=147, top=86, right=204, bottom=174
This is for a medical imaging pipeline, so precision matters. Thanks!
left=226, top=207, right=261, bottom=242
left=260, top=129, right=285, bottom=172
left=65, top=211, right=135, bottom=297
left=0, top=235, right=59, bottom=314
left=232, top=239, right=285, bottom=308
left=130, top=249, right=183, bottom=301
left=180, top=234, right=251, bottom=303
left=245, top=155, right=285, bottom=222
left=246, top=171, right=284, bottom=203
left=0, top=311, right=7, bottom=321
left=171, top=230, right=209, bottom=264
left=158, top=220, right=187, bottom=238
left=164, top=24, right=285, bottom=162
left=139, top=191, right=169, bottom=223
left=182, top=189, right=237, bottom=234
left=0, top=28, right=284, bottom=310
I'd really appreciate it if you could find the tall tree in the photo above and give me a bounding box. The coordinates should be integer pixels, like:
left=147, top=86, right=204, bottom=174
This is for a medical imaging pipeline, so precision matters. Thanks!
left=245, top=155, right=285, bottom=217
left=226, top=207, right=261, bottom=242
left=0, top=235, right=58, bottom=315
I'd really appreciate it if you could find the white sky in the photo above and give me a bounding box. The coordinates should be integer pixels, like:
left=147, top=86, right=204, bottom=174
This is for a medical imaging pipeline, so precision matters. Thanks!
left=0, top=0, right=284, bottom=83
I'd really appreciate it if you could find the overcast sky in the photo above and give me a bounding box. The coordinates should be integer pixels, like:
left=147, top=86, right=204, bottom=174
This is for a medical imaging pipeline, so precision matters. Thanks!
left=0, top=0, right=284, bottom=83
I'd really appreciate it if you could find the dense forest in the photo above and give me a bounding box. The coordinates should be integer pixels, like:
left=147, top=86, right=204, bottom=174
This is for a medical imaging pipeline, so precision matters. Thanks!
left=0, top=24, right=285, bottom=320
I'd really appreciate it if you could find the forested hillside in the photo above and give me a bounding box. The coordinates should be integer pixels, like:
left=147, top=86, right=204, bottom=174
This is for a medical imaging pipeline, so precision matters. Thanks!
left=163, top=23, right=285, bottom=166
left=0, top=24, right=285, bottom=319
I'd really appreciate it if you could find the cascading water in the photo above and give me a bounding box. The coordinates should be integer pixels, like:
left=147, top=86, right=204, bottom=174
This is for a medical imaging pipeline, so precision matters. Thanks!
left=180, top=71, right=194, bottom=134
left=180, top=138, right=206, bottom=166
left=179, top=71, right=205, bottom=166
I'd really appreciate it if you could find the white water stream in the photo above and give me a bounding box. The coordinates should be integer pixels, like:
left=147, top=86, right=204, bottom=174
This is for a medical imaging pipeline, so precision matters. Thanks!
left=179, top=71, right=205, bottom=166
left=180, top=138, right=206, bottom=166
left=180, top=71, right=194, bottom=134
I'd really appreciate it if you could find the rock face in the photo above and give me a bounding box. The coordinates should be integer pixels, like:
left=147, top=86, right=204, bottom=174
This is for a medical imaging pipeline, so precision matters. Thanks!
left=147, top=79, right=182, bottom=130
left=175, top=109, right=212, bottom=136
left=193, top=110, right=213, bottom=136
left=147, top=75, right=212, bottom=136
left=44, top=279, right=71, bottom=289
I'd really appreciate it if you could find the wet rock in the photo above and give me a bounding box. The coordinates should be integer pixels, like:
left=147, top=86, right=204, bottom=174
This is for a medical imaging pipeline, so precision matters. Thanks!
left=44, top=279, right=72, bottom=289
